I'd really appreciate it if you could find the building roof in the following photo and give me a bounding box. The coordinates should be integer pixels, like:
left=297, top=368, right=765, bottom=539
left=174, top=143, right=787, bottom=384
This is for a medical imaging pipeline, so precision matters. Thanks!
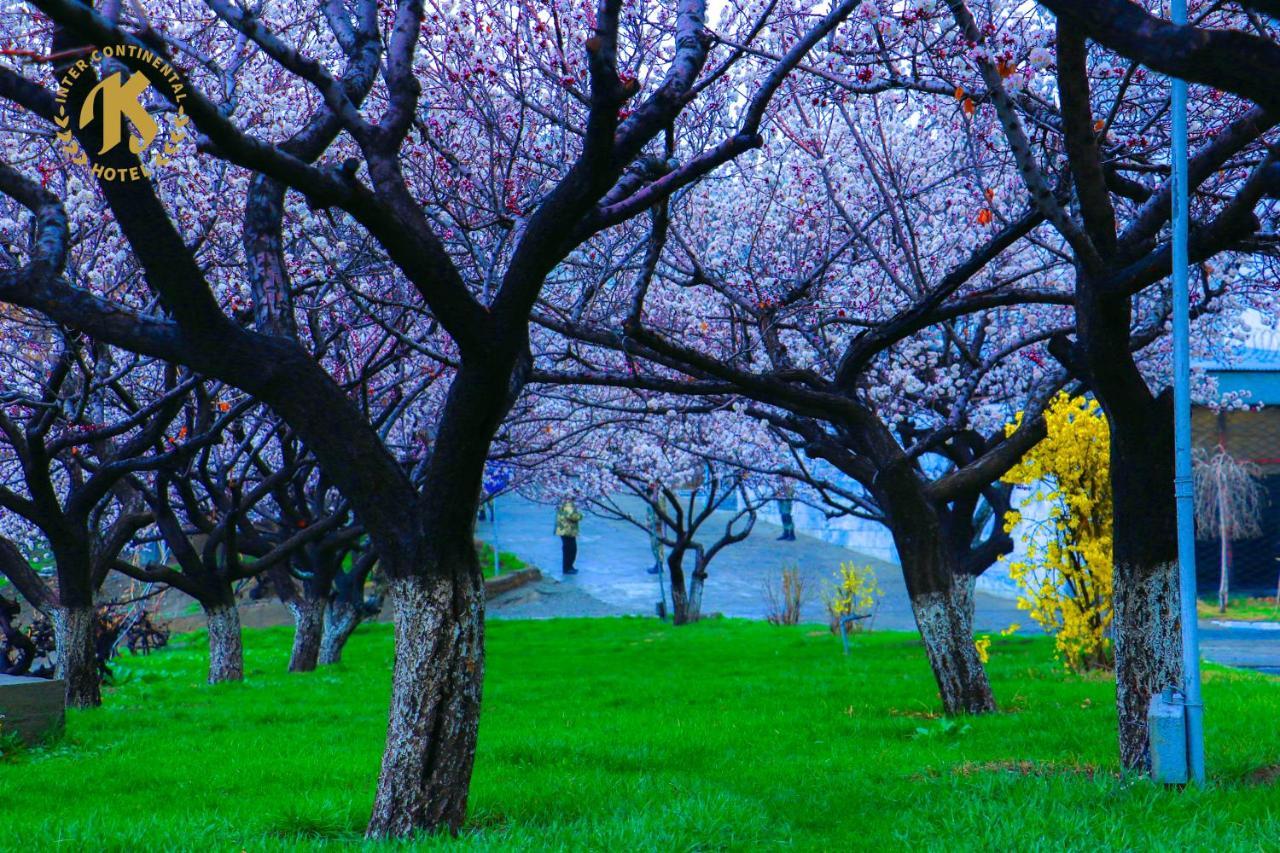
left=1197, top=346, right=1280, bottom=405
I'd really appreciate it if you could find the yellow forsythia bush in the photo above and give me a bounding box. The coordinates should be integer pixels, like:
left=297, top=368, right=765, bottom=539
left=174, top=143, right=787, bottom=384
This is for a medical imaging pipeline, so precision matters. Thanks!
left=822, top=561, right=882, bottom=633
left=974, top=634, right=992, bottom=664
left=974, top=624, right=1020, bottom=665
left=1002, top=393, right=1114, bottom=672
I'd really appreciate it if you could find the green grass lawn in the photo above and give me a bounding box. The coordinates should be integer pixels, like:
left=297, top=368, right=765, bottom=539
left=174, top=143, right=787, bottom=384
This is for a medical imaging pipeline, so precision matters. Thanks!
left=1198, top=594, right=1280, bottom=621
left=1, top=619, right=1278, bottom=850
left=476, top=542, right=527, bottom=579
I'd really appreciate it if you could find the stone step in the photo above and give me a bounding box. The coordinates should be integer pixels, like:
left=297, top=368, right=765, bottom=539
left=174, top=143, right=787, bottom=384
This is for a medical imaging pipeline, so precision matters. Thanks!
left=0, top=674, right=65, bottom=745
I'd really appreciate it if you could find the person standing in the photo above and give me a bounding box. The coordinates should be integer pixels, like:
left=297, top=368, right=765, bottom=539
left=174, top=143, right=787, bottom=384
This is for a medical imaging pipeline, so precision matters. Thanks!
left=646, top=483, right=666, bottom=575
left=556, top=497, right=583, bottom=575
left=777, top=495, right=796, bottom=541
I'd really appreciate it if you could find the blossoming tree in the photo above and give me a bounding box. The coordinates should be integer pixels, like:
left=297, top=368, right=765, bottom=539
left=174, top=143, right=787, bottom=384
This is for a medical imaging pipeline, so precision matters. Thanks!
left=0, top=0, right=864, bottom=834
left=958, top=0, right=1280, bottom=766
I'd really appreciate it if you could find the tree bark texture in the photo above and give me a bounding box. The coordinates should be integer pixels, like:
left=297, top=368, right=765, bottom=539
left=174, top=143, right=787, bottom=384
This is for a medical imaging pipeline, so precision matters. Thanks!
left=1108, top=397, right=1183, bottom=771
left=366, top=573, right=485, bottom=838
left=52, top=605, right=100, bottom=709
left=205, top=604, right=244, bottom=684
left=319, top=597, right=363, bottom=665
left=881, top=470, right=996, bottom=714
left=1113, top=559, right=1183, bottom=769
left=687, top=567, right=706, bottom=624
left=953, top=572, right=977, bottom=626
left=1217, top=499, right=1230, bottom=614
left=667, top=555, right=698, bottom=625
left=286, top=598, right=325, bottom=673
left=910, top=584, right=996, bottom=714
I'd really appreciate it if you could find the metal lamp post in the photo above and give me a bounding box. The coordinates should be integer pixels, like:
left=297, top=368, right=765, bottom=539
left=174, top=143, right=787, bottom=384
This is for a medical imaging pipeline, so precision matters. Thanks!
left=1170, top=0, right=1207, bottom=786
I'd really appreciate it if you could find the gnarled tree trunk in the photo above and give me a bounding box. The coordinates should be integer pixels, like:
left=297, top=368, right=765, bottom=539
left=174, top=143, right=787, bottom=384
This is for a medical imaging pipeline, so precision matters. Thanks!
left=666, top=553, right=698, bottom=625
left=205, top=604, right=244, bottom=684
left=1113, top=557, right=1183, bottom=768
left=1109, top=407, right=1183, bottom=770
left=52, top=605, right=100, bottom=709
left=366, top=569, right=485, bottom=838
left=286, top=598, right=325, bottom=673
left=909, top=580, right=995, bottom=714
left=883, top=471, right=996, bottom=715
left=319, top=597, right=363, bottom=665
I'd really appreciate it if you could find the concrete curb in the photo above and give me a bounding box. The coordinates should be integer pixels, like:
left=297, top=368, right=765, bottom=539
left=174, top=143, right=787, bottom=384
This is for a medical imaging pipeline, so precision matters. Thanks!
left=0, top=674, right=65, bottom=745
left=1208, top=619, right=1280, bottom=631
left=485, top=567, right=542, bottom=597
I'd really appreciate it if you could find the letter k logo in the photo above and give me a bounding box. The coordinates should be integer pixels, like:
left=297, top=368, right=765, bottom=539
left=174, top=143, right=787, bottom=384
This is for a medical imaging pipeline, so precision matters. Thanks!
left=80, top=71, right=159, bottom=155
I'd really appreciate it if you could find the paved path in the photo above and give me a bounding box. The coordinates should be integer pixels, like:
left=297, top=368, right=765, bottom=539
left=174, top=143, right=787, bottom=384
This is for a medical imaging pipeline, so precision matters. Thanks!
left=484, top=495, right=1280, bottom=675
left=1198, top=623, right=1280, bottom=674
left=486, top=576, right=628, bottom=620
left=482, top=495, right=1024, bottom=631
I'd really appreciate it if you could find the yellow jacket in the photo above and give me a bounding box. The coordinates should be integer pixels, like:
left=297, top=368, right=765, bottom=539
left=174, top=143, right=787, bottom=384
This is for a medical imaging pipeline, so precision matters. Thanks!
left=555, top=501, right=583, bottom=537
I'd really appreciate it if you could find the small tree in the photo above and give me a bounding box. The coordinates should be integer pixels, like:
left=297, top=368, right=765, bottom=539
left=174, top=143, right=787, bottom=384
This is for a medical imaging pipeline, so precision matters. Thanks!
left=821, top=562, right=882, bottom=634
left=1002, top=394, right=1114, bottom=672
left=764, top=565, right=805, bottom=626
left=592, top=464, right=761, bottom=626
left=1193, top=447, right=1267, bottom=613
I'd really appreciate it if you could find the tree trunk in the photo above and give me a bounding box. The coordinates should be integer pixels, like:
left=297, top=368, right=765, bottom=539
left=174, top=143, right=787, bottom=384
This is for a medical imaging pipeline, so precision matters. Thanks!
left=361, top=356, right=513, bottom=837
left=286, top=598, right=325, bottom=673
left=909, top=582, right=996, bottom=714
left=319, top=597, right=363, bottom=665
left=366, top=572, right=485, bottom=838
left=52, top=605, right=100, bottom=709
left=1113, top=558, right=1183, bottom=769
left=880, top=470, right=995, bottom=715
left=1108, top=398, right=1183, bottom=771
left=1218, top=509, right=1230, bottom=614
left=669, top=584, right=691, bottom=625
left=205, top=604, right=244, bottom=684
left=953, top=572, right=977, bottom=626
left=667, top=555, right=695, bottom=625
left=687, top=568, right=706, bottom=623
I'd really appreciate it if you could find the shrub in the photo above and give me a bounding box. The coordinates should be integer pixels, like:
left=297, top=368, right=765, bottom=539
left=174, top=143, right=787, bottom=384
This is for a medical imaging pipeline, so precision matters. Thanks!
left=764, top=565, right=805, bottom=625
left=974, top=634, right=991, bottom=664
left=973, top=625, right=1020, bottom=665
left=821, top=561, right=882, bottom=633
left=1002, top=393, right=1114, bottom=672
left=1, top=604, right=169, bottom=679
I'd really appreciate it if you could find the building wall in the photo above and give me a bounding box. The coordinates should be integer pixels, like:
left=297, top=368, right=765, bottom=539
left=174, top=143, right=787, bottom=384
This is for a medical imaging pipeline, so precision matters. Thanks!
left=1193, top=407, right=1280, bottom=596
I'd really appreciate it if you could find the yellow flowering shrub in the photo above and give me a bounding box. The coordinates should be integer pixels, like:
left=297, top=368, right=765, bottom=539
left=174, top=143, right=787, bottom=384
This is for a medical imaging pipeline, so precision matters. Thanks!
left=974, top=634, right=991, bottom=664
left=1002, top=393, right=1114, bottom=672
left=974, top=624, right=1020, bottom=665
left=822, top=561, right=882, bottom=633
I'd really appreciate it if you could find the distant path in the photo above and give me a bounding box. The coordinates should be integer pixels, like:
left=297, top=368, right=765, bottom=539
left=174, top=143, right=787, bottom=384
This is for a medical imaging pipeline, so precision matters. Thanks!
left=486, top=576, right=627, bottom=620
left=118, top=491, right=1280, bottom=675
left=1198, top=624, right=1280, bottom=675
left=481, top=495, right=1024, bottom=631
left=481, top=495, right=1280, bottom=675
